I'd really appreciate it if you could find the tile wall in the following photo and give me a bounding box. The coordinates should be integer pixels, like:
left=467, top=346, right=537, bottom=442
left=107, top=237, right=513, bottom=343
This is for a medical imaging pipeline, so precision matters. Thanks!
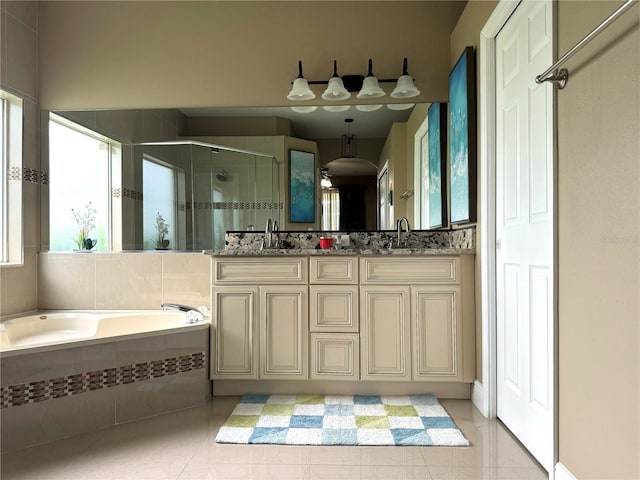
left=0, top=0, right=40, bottom=317
left=36, top=252, right=210, bottom=312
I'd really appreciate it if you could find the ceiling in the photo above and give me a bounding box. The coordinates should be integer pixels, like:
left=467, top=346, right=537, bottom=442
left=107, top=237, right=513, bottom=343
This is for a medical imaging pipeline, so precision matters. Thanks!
left=180, top=104, right=419, bottom=140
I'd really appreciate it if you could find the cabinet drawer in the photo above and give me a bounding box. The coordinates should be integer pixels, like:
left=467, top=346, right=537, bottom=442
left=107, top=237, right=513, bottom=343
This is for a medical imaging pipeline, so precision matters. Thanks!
left=310, top=257, right=358, bottom=284
left=360, top=257, right=459, bottom=284
left=213, top=257, right=307, bottom=284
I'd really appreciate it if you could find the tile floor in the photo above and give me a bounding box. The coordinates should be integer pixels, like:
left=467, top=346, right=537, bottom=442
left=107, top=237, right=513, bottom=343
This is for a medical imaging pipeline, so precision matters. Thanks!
left=0, top=397, right=547, bottom=479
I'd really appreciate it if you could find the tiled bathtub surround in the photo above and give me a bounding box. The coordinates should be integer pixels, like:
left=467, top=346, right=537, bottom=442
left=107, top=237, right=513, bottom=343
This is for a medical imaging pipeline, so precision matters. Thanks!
left=0, top=352, right=206, bottom=409
left=0, top=330, right=210, bottom=452
left=222, top=227, right=476, bottom=254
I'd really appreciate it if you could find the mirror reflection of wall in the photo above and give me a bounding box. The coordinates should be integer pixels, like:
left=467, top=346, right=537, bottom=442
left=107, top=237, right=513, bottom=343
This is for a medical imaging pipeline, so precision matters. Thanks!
left=45, top=110, right=280, bottom=252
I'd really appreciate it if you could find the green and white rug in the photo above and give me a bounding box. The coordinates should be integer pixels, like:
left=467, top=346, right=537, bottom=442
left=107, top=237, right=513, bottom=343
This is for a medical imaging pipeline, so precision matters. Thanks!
left=215, top=394, right=469, bottom=446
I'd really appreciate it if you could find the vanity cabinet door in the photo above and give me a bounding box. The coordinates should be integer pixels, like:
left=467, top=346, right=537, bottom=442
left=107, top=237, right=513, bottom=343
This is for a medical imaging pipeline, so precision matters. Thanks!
left=310, top=333, right=360, bottom=380
left=211, top=286, right=258, bottom=379
left=360, top=286, right=411, bottom=381
left=412, top=286, right=462, bottom=381
left=309, top=285, right=359, bottom=333
left=260, top=285, right=308, bottom=379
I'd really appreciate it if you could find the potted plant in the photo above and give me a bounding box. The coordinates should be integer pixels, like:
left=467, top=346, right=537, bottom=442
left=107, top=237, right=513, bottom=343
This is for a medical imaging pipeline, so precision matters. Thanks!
left=153, top=212, right=170, bottom=249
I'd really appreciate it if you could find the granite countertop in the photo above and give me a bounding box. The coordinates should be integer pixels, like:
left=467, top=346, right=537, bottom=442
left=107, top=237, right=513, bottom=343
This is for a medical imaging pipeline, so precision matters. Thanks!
left=204, top=247, right=475, bottom=256
left=204, top=227, right=477, bottom=256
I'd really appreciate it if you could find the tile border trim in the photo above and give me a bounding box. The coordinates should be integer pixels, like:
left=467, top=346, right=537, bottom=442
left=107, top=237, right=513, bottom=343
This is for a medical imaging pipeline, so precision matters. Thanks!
left=0, top=352, right=206, bottom=409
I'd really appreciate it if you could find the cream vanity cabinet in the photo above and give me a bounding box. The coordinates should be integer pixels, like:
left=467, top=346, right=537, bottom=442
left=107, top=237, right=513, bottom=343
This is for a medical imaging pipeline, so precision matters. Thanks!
left=211, top=257, right=308, bottom=380
left=359, top=256, right=475, bottom=382
left=308, top=257, right=360, bottom=380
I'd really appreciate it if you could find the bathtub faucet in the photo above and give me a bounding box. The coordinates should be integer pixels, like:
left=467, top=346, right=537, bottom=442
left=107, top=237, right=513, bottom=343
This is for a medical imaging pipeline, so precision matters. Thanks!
left=161, top=303, right=208, bottom=324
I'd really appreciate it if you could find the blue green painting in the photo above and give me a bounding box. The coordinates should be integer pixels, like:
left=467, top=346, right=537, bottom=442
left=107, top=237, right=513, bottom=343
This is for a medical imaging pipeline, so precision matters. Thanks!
left=289, top=149, right=315, bottom=223
left=449, top=47, right=474, bottom=224
left=428, top=103, right=445, bottom=228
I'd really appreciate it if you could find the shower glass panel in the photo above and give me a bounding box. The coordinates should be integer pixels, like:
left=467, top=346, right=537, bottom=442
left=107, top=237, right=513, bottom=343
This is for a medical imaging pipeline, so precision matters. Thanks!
left=134, top=141, right=279, bottom=251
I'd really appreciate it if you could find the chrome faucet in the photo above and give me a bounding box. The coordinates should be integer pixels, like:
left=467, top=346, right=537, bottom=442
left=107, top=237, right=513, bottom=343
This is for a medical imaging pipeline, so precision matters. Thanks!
left=396, top=217, right=411, bottom=248
left=161, top=303, right=208, bottom=324
left=272, top=220, right=280, bottom=248
left=263, top=218, right=273, bottom=249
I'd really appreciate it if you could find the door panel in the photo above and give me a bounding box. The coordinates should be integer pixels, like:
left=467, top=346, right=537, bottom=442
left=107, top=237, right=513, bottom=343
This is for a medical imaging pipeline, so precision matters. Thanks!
left=496, top=0, right=554, bottom=471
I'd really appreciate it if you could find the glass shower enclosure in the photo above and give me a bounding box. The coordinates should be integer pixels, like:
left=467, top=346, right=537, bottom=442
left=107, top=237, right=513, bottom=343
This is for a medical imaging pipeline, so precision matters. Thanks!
left=135, top=140, right=280, bottom=251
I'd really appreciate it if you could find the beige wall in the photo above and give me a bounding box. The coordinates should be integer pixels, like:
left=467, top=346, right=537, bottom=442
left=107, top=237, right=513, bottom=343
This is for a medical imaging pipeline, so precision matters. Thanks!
left=450, top=0, right=498, bottom=384
left=557, top=1, right=639, bottom=478
left=38, top=1, right=465, bottom=111
left=0, top=1, right=40, bottom=317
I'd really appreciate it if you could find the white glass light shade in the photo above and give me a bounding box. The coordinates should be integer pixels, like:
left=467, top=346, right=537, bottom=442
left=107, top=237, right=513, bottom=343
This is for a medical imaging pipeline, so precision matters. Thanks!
left=290, top=106, right=318, bottom=113
left=355, top=104, right=383, bottom=112
left=321, top=177, right=332, bottom=188
left=287, top=78, right=316, bottom=101
left=322, top=77, right=350, bottom=101
left=357, top=76, right=385, bottom=98
left=390, top=75, right=420, bottom=98
left=322, top=105, right=351, bottom=112
left=386, top=103, right=415, bottom=111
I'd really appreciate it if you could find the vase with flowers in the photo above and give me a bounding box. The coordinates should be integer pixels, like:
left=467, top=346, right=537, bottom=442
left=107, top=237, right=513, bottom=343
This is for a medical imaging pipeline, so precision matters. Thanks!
left=153, top=212, right=170, bottom=250
left=71, top=202, right=97, bottom=251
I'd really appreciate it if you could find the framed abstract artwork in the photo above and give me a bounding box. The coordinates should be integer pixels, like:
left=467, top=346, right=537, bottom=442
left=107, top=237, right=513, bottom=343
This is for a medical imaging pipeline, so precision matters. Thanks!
left=427, top=102, right=447, bottom=229
left=448, top=46, right=477, bottom=224
left=288, top=149, right=315, bottom=223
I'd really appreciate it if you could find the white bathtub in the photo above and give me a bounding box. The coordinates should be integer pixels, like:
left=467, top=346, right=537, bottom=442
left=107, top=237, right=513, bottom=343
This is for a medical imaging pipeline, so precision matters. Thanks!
left=0, top=310, right=209, bottom=357
left=0, top=309, right=211, bottom=452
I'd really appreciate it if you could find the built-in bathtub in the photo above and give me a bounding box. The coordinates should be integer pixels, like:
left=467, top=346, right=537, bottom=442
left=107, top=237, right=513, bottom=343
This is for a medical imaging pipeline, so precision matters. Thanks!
left=0, top=310, right=211, bottom=452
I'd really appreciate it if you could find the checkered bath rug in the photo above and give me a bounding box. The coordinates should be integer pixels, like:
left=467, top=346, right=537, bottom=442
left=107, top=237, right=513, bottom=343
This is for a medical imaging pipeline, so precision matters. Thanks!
left=215, top=394, right=469, bottom=446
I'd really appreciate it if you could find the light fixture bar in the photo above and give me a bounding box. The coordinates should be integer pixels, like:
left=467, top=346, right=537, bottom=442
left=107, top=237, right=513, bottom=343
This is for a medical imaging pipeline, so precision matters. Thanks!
left=288, top=58, right=419, bottom=100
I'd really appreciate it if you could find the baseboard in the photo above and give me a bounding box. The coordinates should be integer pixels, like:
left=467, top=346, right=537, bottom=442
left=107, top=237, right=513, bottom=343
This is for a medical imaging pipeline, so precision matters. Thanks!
left=555, top=462, right=577, bottom=480
left=213, top=380, right=472, bottom=398
left=471, top=380, right=486, bottom=416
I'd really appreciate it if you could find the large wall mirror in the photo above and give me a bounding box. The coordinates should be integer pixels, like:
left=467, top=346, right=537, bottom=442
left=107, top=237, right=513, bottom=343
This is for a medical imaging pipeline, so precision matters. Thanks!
left=42, top=104, right=424, bottom=251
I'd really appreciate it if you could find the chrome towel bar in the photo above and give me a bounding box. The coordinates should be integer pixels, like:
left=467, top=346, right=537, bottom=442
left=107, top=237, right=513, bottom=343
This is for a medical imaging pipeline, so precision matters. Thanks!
left=536, top=0, right=638, bottom=89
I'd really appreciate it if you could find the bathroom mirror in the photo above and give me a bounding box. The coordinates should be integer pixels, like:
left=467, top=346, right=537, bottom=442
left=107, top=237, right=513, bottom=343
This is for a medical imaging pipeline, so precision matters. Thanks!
left=44, top=104, right=423, bottom=251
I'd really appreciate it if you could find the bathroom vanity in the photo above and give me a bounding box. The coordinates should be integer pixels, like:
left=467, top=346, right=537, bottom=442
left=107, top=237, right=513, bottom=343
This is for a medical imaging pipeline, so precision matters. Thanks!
left=206, top=229, right=476, bottom=397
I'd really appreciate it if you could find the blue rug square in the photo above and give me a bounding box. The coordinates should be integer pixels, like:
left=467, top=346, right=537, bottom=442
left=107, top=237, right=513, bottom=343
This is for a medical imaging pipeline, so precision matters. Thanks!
left=325, top=404, right=355, bottom=416
left=391, top=428, right=434, bottom=446
left=290, top=415, right=323, bottom=428
left=354, top=395, right=382, bottom=405
left=248, top=427, right=288, bottom=444
left=421, top=416, right=457, bottom=429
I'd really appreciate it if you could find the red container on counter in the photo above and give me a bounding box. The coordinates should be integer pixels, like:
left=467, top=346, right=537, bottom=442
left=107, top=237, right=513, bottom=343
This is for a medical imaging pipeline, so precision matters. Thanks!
left=319, top=237, right=334, bottom=249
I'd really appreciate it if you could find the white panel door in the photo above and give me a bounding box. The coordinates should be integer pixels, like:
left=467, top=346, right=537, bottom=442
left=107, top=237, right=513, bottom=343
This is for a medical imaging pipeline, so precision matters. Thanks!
left=496, top=0, right=554, bottom=471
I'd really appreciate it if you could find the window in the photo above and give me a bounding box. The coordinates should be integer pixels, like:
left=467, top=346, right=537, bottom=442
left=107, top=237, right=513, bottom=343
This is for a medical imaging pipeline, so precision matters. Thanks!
left=48, top=114, right=121, bottom=251
left=321, top=188, right=340, bottom=231
left=143, top=156, right=177, bottom=250
left=0, top=90, right=23, bottom=265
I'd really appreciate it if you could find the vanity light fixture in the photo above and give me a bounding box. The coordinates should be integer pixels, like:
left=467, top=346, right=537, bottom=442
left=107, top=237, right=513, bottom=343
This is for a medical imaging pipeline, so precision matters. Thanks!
left=287, top=61, right=316, bottom=101
left=321, top=60, right=350, bottom=101
left=287, top=58, right=420, bottom=103
left=320, top=167, right=333, bottom=188
left=386, top=103, right=415, bottom=111
left=390, top=58, right=421, bottom=98
left=323, top=105, right=351, bottom=112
